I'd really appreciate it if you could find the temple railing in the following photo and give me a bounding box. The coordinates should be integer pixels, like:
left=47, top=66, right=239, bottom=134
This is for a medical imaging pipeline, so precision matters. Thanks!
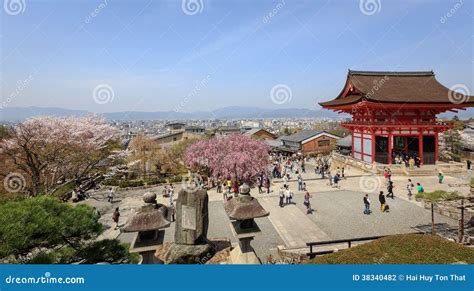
left=341, top=120, right=451, bottom=127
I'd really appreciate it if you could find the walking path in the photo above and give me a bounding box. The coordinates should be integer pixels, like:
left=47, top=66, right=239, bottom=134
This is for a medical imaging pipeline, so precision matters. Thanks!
left=82, top=161, right=468, bottom=259
left=259, top=199, right=330, bottom=248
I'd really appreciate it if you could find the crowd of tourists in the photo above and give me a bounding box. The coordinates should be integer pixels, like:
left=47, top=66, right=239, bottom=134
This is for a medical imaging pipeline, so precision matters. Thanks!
left=363, top=167, right=430, bottom=215
left=270, top=153, right=307, bottom=179
left=392, top=152, right=422, bottom=168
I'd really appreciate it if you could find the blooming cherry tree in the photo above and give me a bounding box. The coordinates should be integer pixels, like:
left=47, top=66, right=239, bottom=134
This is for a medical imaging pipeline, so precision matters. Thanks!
left=1, top=115, right=119, bottom=196
left=184, top=134, right=270, bottom=183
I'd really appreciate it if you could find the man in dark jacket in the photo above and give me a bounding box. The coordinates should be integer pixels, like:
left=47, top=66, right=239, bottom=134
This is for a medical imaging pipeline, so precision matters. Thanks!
left=363, top=194, right=371, bottom=215
left=379, top=191, right=386, bottom=213
left=387, top=181, right=394, bottom=199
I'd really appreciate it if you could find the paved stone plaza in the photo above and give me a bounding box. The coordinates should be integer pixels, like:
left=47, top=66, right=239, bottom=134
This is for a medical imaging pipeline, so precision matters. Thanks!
left=85, top=160, right=469, bottom=261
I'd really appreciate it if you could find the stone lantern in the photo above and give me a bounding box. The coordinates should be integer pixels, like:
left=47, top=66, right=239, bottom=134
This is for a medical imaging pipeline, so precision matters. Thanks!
left=122, top=192, right=170, bottom=264
left=224, top=183, right=269, bottom=264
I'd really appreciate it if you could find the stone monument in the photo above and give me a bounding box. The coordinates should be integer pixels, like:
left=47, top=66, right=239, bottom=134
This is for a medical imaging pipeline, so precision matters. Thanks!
left=224, top=183, right=269, bottom=264
left=164, top=188, right=215, bottom=264
left=122, top=191, right=170, bottom=264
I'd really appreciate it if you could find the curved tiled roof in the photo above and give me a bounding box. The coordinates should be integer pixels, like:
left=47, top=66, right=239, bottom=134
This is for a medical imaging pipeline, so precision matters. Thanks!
left=319, top=70, right=473, bottom=107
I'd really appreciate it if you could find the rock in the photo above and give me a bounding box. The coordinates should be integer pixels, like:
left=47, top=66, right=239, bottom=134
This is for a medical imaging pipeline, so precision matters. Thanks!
left=143, top=192, right=157, bottom=204
left=156, top=238, right=232, bottom=264
left=174, top=188, right=209, bottom=245
left=165, top=243, right=215, bottom=264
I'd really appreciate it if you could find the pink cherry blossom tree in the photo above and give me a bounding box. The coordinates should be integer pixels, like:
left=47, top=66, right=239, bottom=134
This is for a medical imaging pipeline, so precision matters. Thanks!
left=184, top=134, right=270, bottom=183
left=1, top=115, right=119, bottom=196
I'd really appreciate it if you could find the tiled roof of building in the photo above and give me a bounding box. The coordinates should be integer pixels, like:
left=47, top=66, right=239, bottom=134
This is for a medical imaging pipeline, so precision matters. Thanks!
left=319, top=70, right=473, bottom=107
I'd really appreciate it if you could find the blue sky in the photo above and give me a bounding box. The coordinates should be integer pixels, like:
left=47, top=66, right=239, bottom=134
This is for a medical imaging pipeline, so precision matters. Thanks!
left=1, top=0, right=473, bottom=113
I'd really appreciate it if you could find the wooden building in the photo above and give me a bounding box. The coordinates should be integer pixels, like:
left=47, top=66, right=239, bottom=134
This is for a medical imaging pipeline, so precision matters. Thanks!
left=319, top=70, right=474, bottom=165
left=279, top=130, right=340, bottom=155
left=244, top=128, right=276, bottom=140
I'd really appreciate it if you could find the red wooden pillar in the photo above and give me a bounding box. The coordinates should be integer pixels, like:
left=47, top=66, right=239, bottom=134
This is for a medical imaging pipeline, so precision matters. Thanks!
left=351, top=130, right=354, bottom=158
left=388, top=132, right=392, bottom=165
left=361, top=131, right=364, bottom=161
left=434, top=132, right=439, bottom=162
left=418, top=132, right=424, bottom=165
left=372, top=132, right=376, bottom=163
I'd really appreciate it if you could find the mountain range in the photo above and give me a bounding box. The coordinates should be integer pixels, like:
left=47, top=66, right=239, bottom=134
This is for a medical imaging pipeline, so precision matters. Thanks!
left=1, top=106, right=471, bottom=122
left=0, top=106, right=346, bottom=122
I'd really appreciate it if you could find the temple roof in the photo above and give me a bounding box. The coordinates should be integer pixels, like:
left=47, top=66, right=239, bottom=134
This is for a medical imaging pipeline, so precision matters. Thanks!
left=319, top=70, right=473, bottom=107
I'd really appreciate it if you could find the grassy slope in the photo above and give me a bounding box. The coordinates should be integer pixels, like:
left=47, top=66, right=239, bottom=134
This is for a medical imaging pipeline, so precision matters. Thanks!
left=309, top=234, right=474, bottom=264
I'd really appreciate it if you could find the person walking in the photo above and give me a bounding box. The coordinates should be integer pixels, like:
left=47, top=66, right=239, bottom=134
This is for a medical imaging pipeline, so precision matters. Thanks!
left=265, top=175, right=271, bottom=194
left=297, top=174, right=303, bottom=191
left=223, top=185, right=228, bottom=201
left=169, top=183, right=174, bottom=205
left=257, top=176, right=263, bottom=193
left=303, top=191, right=312, bottom=214
left=379, top=191, right=386, bottom=213
left=285, top=187, right=292, bottom=205
left=407, top=179, right=414, bottom=197
left=169, top=203, right=176, bottom=222
left=327, top=171, right=333, bottom=186
left=387, top=181, right=394, bottom=199
left=112, top=207, right=120, bottom=229
left=363, top=194, right=371, bottom=215
left=383, top=168, right=389, bottom=184
left=341, top=167, right=345, bottom=179
left=233, top=181, right=239, bottom=197
left=226, top=178, right=232, bottom=194
left=438, top=173, right=444, bottom=184
left=279, top=187, right=285, bottom=207
left=107, top=187, right=114, bottom=203
left=217, top=179, right=222, bottom=193
left=333, top=173, right=340, bottom=188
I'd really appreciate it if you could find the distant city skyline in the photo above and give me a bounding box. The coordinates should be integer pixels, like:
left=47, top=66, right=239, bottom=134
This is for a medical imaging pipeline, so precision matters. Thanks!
left=1, top=0, right=473, bottom=114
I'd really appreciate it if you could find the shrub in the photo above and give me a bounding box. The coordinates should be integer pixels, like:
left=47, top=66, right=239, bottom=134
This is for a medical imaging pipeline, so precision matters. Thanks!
left=415, top=190, right=462, bottom=201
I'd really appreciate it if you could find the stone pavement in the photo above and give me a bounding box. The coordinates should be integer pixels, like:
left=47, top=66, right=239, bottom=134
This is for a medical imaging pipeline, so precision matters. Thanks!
left=82, top=163, right=467, bottom=261
left=259, top=198, right=330, bottom=248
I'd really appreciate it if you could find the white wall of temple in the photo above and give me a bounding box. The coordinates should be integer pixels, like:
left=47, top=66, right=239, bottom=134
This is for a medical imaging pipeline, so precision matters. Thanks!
left=352, top=130, right=373, bottom=163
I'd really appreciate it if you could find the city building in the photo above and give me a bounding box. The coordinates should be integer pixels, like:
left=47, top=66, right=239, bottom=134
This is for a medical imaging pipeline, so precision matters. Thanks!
left=278, top=130, right=340, bottom=154
left=244, top=128, right=276, bottom=140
